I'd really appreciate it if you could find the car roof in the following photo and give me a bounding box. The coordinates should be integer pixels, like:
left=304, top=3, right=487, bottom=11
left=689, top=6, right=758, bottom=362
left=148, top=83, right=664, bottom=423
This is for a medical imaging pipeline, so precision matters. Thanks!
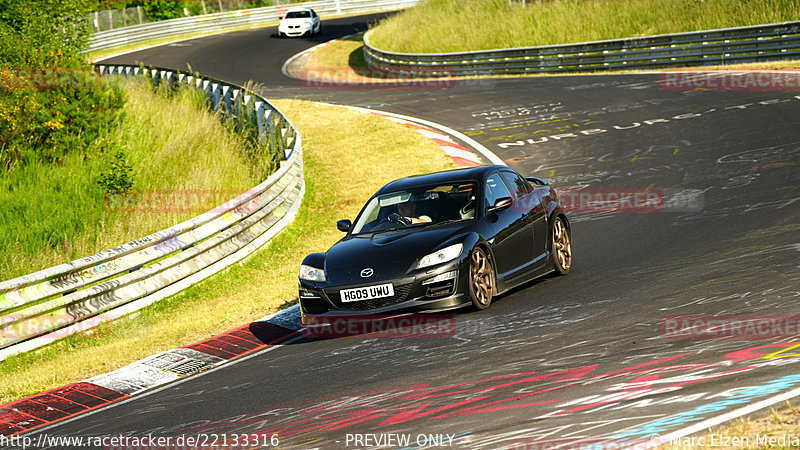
left=285, top=7, right=314, bottom=12
left=376, top=165, right=508, bottom=194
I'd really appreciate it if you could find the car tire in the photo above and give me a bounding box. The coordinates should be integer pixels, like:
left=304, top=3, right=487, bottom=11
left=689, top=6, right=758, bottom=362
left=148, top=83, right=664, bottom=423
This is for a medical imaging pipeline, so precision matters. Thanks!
left=469, top=247, right=494, bottom=310
left=551, top=216, right=572, bottom=275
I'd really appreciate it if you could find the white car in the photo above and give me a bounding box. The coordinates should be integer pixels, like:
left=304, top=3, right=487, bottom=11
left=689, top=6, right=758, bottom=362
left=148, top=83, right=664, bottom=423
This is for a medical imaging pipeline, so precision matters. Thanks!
left=278, top=7, right=321, bottom=38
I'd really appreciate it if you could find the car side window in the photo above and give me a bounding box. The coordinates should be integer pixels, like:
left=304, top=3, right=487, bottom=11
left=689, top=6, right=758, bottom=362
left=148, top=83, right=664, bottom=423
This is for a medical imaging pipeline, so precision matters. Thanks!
left=499, top=171, right=533, bottom=202
left=484, top=172, right=512, bottom=211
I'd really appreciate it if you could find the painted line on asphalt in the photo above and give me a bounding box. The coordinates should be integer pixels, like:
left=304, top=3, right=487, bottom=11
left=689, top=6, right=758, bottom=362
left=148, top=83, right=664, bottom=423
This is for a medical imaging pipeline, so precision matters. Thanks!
left=609, top=372, right=800, bottom=448
left=654, top=382, right=800, bottom=447
left=12, top=331, right=307, bottom=439
left=328, top=104, right=504, bottom=167
left=0, top=306, right=302, bottom=437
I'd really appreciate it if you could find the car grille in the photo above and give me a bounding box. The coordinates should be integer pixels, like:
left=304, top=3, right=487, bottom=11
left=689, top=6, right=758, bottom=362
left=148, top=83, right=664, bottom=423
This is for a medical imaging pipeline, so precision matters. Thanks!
left=326, top=283, right=413, bottom=311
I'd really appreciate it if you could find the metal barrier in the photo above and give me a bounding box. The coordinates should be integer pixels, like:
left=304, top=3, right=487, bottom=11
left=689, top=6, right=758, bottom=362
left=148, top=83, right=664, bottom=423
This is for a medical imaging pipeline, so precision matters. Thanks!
left=363, top=21, right=800, bottom=75
left=89, top=0, right=421, bottom=53
left=0, top=65, right=303, bottom=360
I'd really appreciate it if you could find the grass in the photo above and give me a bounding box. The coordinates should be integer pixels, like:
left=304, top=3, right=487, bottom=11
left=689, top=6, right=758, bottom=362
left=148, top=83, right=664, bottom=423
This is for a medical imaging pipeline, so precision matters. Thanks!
left=311, top=34, right=368, bottom=73
left=0, top=79, right=254, bottom=280
left=369, top=0, right=800, bottom=54
left=0, top=99, right=455, bottom=404
left=299, top=33, right=800, bottom=85
left=301, top=33, right=378, bottom=84
left=0, top=77, right=260, bottom=282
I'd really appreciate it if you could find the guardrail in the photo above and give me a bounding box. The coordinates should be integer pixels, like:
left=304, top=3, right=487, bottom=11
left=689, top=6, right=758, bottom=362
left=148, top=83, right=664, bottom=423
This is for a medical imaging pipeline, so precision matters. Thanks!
left=0, top=65, right=303, bottom=360
left=89, top=0, right=421, bottom=53
left=363, top=21, right=800, bottom=75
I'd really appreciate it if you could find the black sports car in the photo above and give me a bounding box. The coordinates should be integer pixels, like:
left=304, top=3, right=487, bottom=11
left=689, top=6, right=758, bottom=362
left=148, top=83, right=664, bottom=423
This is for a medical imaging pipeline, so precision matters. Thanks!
left=298, top=165, right=571, bottom=324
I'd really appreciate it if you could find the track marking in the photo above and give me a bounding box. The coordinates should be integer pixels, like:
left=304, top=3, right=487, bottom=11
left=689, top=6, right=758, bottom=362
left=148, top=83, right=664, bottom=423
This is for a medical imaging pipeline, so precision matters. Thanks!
left=327, top=104, right=505, bottom=166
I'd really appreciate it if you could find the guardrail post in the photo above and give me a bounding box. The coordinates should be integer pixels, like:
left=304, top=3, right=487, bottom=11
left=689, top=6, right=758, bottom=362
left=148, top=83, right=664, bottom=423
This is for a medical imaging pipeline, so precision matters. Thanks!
left=164, top=71, right=177, bottom=87
left=255, top=101, right=269, bottom=146
left=211, top=83, right=221, bottom=112
left=221, top=85, right=233, bottom=118
left=232, top=89, right=244, bottom=131
left=242, top=94, right=254, bottom=131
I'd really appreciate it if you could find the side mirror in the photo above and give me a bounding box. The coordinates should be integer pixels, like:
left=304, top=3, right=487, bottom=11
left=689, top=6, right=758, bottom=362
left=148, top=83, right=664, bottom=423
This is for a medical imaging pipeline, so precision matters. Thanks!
left=336, top=219, right=352, bottom=232
left=488, top=197, right=513, bottom=213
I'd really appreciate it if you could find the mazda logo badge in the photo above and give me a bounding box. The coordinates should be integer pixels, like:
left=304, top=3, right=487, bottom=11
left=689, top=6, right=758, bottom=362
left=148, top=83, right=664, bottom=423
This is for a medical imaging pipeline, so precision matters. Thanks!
left=360, top=268, right=374, bottom=278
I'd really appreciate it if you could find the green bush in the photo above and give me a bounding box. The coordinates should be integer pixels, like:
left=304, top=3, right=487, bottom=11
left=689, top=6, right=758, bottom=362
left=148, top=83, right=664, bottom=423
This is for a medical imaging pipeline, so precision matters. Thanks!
left=0, top=0, right=89, bottom=68
left=140, top=1, right=187, bottom=21
left=98, top=149, right=134, bottom=194
left=0, top=72, right=126, bottom=169
left=0, top=0, right=126, bottom=170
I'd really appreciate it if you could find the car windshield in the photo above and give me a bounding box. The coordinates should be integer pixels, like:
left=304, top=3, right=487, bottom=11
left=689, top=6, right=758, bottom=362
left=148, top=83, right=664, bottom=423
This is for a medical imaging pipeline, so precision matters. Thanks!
left=351, top=182, right=477, bottom=235
left=285, top=10, right=311, bottom=18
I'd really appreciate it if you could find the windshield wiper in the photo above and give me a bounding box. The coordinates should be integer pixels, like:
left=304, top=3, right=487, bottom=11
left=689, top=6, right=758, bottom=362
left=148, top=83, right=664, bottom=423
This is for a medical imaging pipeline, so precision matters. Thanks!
left=380, top=227, right=403, bottom=233
left=433, top=219, right=465, bottom=226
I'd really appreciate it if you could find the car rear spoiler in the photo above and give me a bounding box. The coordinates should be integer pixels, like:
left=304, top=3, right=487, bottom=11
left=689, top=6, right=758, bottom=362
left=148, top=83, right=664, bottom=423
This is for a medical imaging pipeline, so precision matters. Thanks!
left=525, top=176, right=549, bottom=186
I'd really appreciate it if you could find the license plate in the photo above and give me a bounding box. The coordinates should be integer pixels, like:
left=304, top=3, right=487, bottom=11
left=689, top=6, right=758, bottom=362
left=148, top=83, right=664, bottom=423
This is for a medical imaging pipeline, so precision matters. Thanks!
left=340, top=283, right=394, bottom=302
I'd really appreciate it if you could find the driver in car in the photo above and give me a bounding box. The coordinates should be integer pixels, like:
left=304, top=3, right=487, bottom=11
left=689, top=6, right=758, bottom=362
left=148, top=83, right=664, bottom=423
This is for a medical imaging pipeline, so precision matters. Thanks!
left=397, top=198, right=432, bottom=224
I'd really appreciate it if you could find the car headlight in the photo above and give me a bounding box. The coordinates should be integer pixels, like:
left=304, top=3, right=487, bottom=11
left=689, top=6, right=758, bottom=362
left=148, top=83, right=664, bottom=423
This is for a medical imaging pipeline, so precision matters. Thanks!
left=417, top=243, right=463, bottom=269
left=299, top=264, right=326, bottom=282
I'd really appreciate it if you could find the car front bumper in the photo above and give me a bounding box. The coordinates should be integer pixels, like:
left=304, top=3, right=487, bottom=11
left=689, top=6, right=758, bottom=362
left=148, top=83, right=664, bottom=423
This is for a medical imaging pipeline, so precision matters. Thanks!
left=278, top=25, right=312, bottom=37
left=298, top=259, right=472, bottom=325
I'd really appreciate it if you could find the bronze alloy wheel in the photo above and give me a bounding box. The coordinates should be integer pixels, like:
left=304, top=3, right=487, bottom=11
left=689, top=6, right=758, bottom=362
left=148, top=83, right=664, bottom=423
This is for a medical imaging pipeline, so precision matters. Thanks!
left=469, top=247, right=494, bottom=309
left=552, top=217, right=572, bottom=275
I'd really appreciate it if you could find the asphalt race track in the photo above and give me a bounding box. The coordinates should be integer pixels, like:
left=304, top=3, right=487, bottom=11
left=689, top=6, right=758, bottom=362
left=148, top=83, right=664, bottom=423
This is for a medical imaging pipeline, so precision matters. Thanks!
left=30, top=12, right=800, bottom=449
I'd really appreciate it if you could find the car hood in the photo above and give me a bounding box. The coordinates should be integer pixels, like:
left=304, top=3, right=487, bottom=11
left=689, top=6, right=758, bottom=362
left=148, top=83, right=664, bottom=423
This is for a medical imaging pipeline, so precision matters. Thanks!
left=281, top=18, right=312, bottom=26
left=324, top=224, right=467, bottom=283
